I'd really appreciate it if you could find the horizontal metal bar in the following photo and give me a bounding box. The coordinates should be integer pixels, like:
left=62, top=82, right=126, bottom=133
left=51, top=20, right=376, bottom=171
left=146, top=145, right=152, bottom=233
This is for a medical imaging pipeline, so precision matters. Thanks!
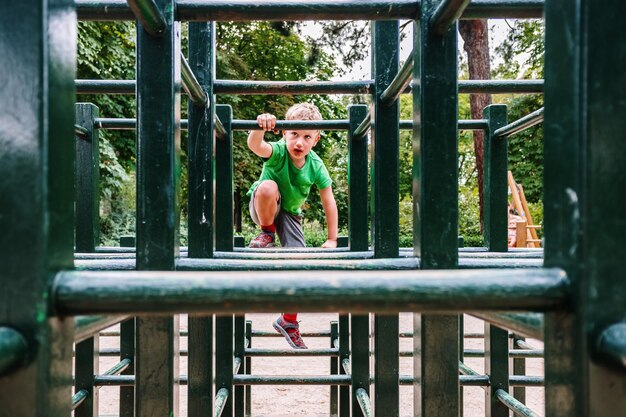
left=494, top=107, right=544, bottom=138
left=509, top=375, right=544, bottom=387
left=181, top=53, right=208, bottom=106
left=233, top=375, right=351, bottom=385
left=462, top=348, right=543, bottom=358
left=596, top=323, right=626, bottom=370
left=231, top=119, right=350, bottom=131
left=94, top=118, right=189, bottom=130
left=127, top=0, right=166, bottom=36
left=458, top=79, right=543, bottom=94
left=472, top=313, right=544, bottom=340
left=53, top=268, right=568, bottom=316
left=381, top=50, right=414, bottom=105
left=214, top=388, right=230, bottom=417
left=104, top=358, right=132, bottom=376
left=496, top=389, right=541, bottom=417
left=74, top=315, right=130, bottom=343
left=76, top=0, right=543, bottom=21
left=75, top=124, right=89, bottom=139
left=75, top=78, right=544, bottom=96
left=356, top=388, right=372, bottom=417
left=515, top=339, right=537, bottom=350
left=0, top=327, right=28, bottom=376
left=245, top=348, right=338, bottom=357
left=215, top=80, right=372, bottom=95
left=178, top=257, right=420, bottom=271
left=431, top=0, right=470, bottom=35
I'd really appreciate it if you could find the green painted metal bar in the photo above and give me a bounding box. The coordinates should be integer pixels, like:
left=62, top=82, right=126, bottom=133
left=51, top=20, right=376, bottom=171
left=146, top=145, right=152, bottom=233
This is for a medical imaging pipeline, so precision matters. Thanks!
left=483, top=105, right=508, bottom=252
left=338, top=315, right=350, bottom=417
left=596, top=323, right=626, bottom=369
left=232, top=119, right=350, bottom=131
left=75, top=78, right=544, bottom=96
left=348, top=105, right=369, bottom=251
left=373, top=312, right=399, bottom=416
left=473, top=313, right=543, bottom=340
left=215, top=80, right=372, bottom=95
left=188, top=315, right=213, bottom=417
left=371, top=20, right=400, bottom=260
left=495, top=389, right=540, bottom=417
left=215, top=105, right=234, bottom=251
left=511, top=335, right=526, bottom=404
left=215, top=115, right=227, bottom=139
left=214, top=388, right=230, bottom=417
left=75, top=124, right=89, bottom=138
left=245, top=348, right=338, bottom=356
left=330, top=321, right=339, bottom=417
left=351, top=314, right=369, bottom=417
left=233, top=375, right=351, bottom=385
left=119, top=318, right=135, bottom=417
left=355, top=388, right=372, bottom=417
left=0, top=328, right=28, bottom=376
left=187, top=21, right=214, bottom=259
left=127, top=0, right=166, bottom=36
left=0, top=0, right=76, bottom=413
left=215, top=316, right=234, bottom=416
left=245, top=321, right=252, bottom=417
left=234, top=315, right=245, bottom=417
left=95, top=117, right=189, bottom=130
left=54, top=268, right=568, bottom=315
left=72, top=390, right=89, bottom=411
left=181, top=53, right=208, bottom=106
left=352, top=113, right=371, bottom=142
left=380, top=50, right=414, bottom=106
left=74, top=335, right=99, bottom=417
left=485, top=323, right=509, bottom=417
left=177, top=0, right=420, bottom=21
left=493, top=107, right=543, bottom=138
left=509, top=376, right=543, bottom=387
left=74, top=315, right=129, bottom=343
left=430, top=0, right=470, bottom=35
left=76, top=0, right=544, bottom=21
left=75, top=103, right=100, bottom=253
left=458, top=79, right=543, bottom=94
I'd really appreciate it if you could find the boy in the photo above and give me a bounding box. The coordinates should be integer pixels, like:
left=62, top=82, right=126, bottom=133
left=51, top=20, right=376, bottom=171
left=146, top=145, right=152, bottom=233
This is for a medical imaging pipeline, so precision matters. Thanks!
left=247, top=102, right=338, bottom=349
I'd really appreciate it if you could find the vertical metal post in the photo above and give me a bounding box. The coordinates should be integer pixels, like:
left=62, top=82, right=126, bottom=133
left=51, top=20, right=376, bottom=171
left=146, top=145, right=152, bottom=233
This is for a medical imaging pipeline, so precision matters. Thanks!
left=459, top=315, right=464, bottom=417
left=485, top=324, right=509, bottom=417
left=75, top=103, right=100, bottom=253
left=119, top=318, right=135, bottom=417
left=338, top=314, right=350, bottom=417
left=216, top=315, right=234, bottom=417
left=511, top=335, right=526, bottom=404
left=187, top=21, right=215, bottom=258
left=75, top=336, right=100, bottom=417
left=544, top=0, right=626, bottom=415
left=135, top=0, right=181, bottom=416
left=188, top=316, right=213, bottom=417
left=413, top=0, right=460, bottom=416
left=215, top=104, right=234, bottom=251
left=0, top=0, right=75, bottom=414
left=234, top=315, right=245, bottom=417
left=370, top=21, right=400, bottom=258
left=348, top=104, right=369, bottom=251
left=330, top=320, right=339, bottom=416
left=483, top=104, right=508, bottom=252
left=351, top=314, right=370, bottom=417
left=245, top=320, right=252, bottom=417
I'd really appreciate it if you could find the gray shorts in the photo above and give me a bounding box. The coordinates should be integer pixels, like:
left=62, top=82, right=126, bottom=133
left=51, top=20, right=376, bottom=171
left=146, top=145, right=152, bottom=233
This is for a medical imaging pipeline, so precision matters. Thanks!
left=249, top=188, right=306, bottom=247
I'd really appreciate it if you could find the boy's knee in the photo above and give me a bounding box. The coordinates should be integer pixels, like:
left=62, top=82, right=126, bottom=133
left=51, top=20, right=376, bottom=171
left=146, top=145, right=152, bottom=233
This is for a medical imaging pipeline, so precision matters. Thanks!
left=255, top=180, right=279, bottom=199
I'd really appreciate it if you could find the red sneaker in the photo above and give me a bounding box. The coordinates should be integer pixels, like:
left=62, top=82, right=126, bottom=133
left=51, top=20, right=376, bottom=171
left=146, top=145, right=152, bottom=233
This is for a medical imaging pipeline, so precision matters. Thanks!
left=249, top=231, right=275, bottom=248
left=273, top=316, right=307, bottom=349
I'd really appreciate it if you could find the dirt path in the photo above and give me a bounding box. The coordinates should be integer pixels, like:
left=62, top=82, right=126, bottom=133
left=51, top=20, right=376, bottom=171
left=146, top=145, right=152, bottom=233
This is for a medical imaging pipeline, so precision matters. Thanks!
left=96, top=314, right=544, bottom=416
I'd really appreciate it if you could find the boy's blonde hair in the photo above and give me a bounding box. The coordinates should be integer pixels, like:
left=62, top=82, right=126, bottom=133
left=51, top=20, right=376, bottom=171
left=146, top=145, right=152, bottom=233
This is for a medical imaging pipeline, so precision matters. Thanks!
left=285, top=102, right=323, bottom=121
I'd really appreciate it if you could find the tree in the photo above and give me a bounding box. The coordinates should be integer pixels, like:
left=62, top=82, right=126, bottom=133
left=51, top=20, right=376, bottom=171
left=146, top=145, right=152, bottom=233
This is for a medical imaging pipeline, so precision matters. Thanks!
left=459, top=20, right=491, bottom=231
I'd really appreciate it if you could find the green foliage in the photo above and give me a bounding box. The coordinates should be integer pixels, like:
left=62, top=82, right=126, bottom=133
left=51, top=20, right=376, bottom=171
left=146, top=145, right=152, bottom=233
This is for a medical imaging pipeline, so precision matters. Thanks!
left=494, top=20, right=544, bottom=79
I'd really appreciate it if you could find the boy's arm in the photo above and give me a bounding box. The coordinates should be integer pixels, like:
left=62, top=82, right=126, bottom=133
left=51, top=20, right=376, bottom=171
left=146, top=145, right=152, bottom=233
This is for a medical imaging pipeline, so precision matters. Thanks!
left=247, top=113, right=275, bottom=158
left=319, top=185, right=338, bottom=248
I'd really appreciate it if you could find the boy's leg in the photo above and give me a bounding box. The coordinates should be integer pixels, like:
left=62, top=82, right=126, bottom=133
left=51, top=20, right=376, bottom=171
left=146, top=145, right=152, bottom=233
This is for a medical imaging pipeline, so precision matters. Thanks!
left=273, top=211, right=307, bottom=347
left=249, top=180, right=280, bottom=248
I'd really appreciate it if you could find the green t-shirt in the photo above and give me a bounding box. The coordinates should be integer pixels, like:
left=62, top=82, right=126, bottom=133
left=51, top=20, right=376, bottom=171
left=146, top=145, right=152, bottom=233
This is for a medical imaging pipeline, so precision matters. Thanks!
left=248, top=139, right=332, bottom=215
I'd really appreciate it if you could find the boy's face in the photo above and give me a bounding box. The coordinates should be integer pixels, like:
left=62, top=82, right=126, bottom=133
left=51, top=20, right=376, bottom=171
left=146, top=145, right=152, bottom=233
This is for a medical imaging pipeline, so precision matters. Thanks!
left=283, top=129, right=320, bottom=166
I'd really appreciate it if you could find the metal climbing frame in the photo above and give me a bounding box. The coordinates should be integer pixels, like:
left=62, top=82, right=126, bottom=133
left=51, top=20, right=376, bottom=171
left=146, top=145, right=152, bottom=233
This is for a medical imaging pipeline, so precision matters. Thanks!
left=1, top=0, right=626, bottom=417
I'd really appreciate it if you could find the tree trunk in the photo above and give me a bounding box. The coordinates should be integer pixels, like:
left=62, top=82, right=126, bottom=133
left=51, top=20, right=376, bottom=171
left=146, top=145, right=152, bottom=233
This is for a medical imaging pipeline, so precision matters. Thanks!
left=459, top=20, right=491, bottom=232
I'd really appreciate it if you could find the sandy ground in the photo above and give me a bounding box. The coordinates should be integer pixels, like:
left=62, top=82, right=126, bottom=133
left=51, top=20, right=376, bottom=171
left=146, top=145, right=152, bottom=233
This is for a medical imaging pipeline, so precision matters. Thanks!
left=94, top=314, right=544, bottom=417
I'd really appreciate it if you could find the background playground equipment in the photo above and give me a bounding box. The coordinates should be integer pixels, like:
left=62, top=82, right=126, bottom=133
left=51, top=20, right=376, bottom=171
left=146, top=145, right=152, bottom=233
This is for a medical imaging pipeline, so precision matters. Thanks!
left=1, top=1, right=626, bottom=417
